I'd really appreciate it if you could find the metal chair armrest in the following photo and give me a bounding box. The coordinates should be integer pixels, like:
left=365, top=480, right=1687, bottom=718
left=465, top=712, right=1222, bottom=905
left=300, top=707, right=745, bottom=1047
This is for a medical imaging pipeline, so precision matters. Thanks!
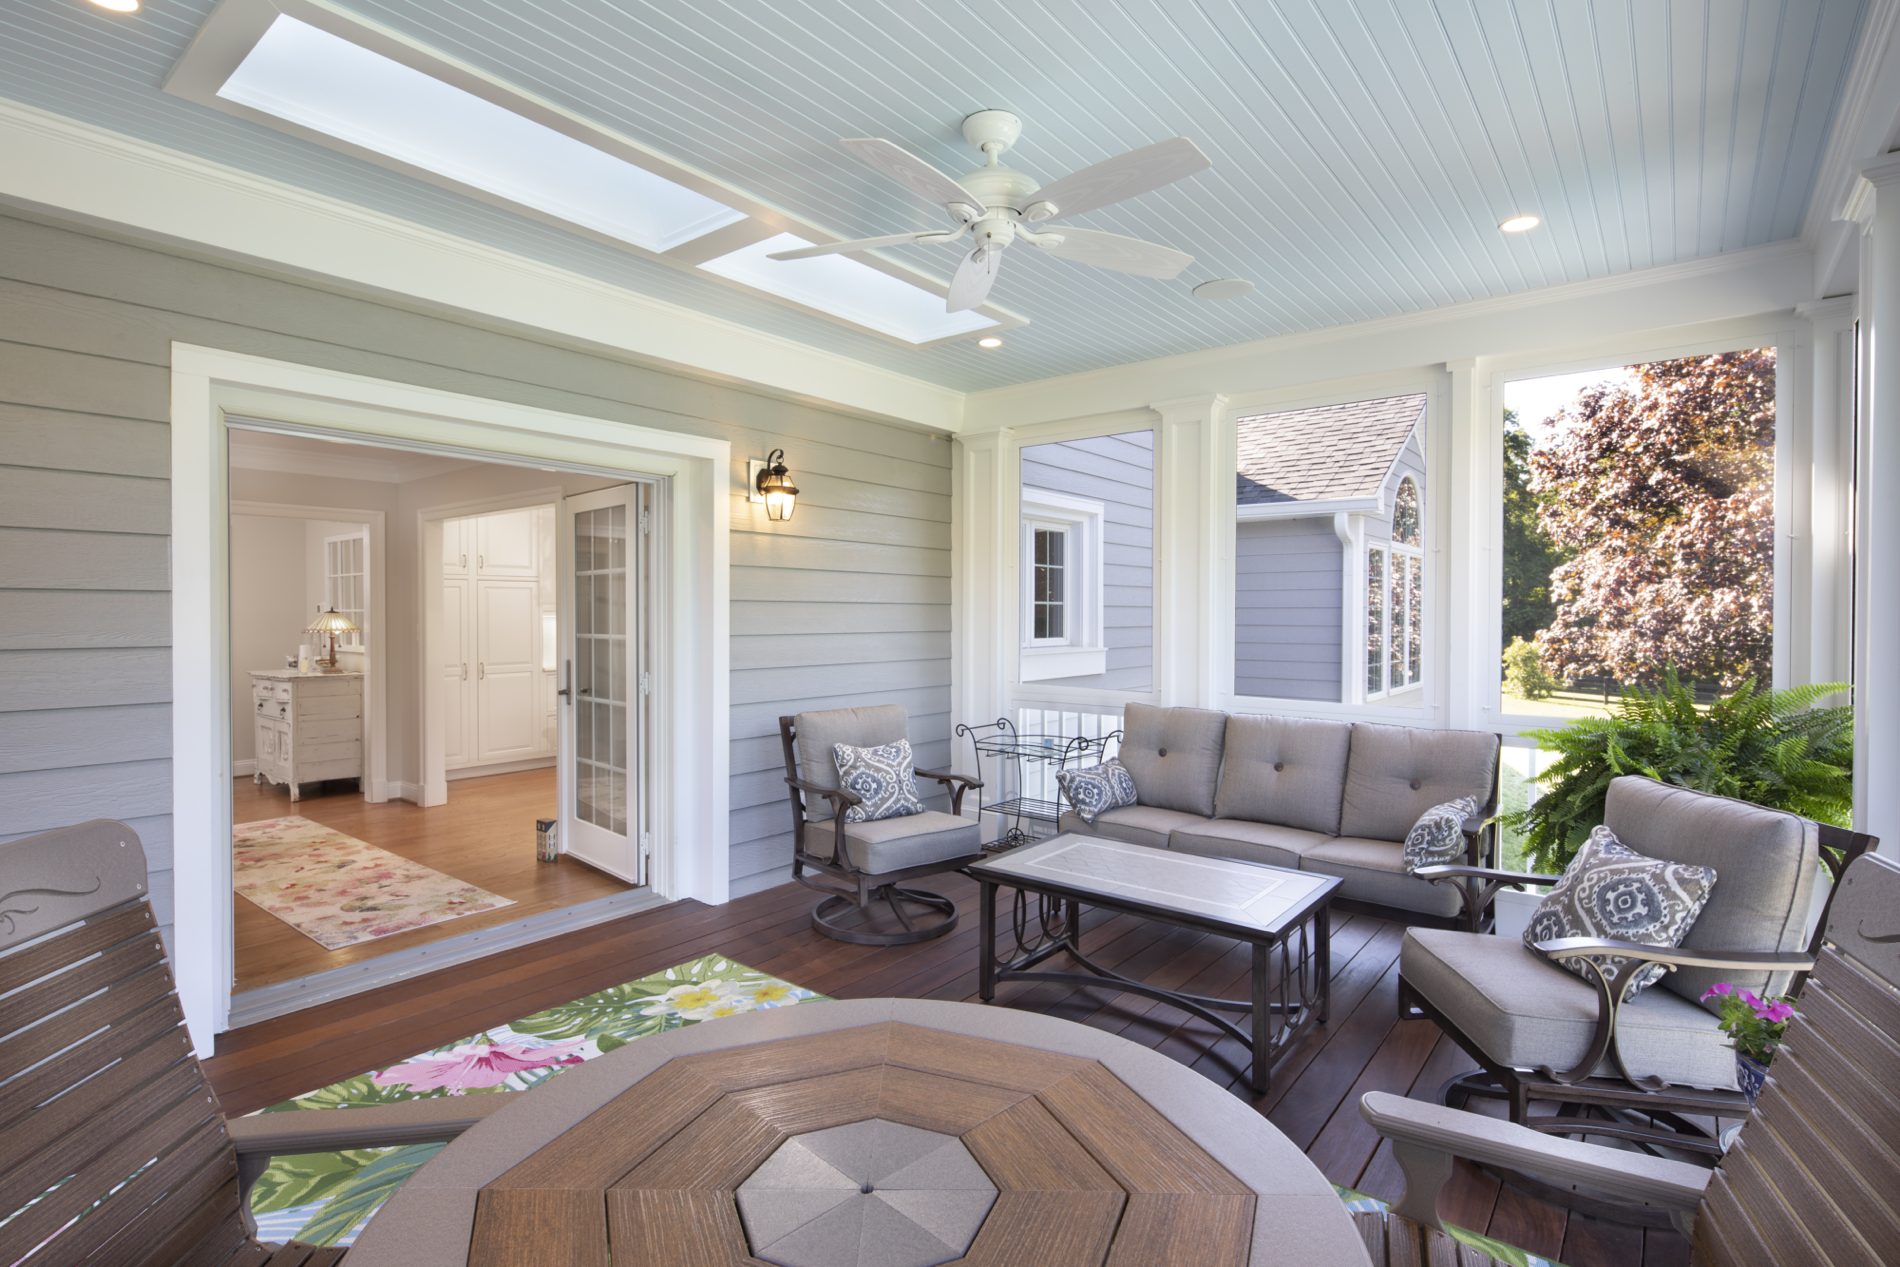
left=1358, top=1091, right=1709, bottom=1234
left=782, top=777, right=859, bottom=866
left=1413, top=864, right=1561, bottom=887
left=1412, top=863, right=1557, bottom=933
left=1535, top=937, right=1815, bottom=974
left=915, top=767, right=983, bottom=816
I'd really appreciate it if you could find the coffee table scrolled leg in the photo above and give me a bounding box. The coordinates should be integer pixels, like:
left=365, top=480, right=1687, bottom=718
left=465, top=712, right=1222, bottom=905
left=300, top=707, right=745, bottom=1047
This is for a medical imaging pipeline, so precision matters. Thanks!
left=1315, top=905, right=1332, bottom=1025
left=1251, top=939, right=1271, bottom=1097
left=979, top=879, right=997, bottom=1003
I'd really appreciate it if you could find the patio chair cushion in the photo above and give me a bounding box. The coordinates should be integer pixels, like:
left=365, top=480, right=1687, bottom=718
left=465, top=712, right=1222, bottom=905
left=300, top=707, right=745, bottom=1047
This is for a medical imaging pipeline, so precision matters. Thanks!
left=840, top=810, right=981, bottom=874
left=832, top=738, right=924, bottom=823
left=1212, top=713, right=1352, bottom=835
left=1055, top=758, right=1138, bottom=824
left=1402, top=927, right=1736, bottom=1089
left=1339, top=723, right=1498, bottom=844
left=1169, top=819, right=1332, bottom=871
left=1118, top=703, right=1228, bottom=817
left=1303, top=836, right=1463, bottom=919
left=1401, top=795, right=1482, bottom=874
left=1523, top=825, right=1716, bottom=1000
left=795, top=705, right=909, bottom=821
left=1058, top=805, right=1208, bottom=852
left=1601, top=776, right=1818, bottom=1011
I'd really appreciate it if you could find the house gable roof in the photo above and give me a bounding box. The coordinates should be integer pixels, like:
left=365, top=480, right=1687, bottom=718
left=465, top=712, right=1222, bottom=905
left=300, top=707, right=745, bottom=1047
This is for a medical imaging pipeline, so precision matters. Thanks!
left=1236, top=394, right=1425, bottom=506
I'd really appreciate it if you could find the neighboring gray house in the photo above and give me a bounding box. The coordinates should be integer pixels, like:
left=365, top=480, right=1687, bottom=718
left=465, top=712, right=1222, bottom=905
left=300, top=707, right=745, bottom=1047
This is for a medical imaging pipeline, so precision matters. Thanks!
left=1020, top=431, right=1154, bottom=692
left=1235, top=394, right=1426, bottom=705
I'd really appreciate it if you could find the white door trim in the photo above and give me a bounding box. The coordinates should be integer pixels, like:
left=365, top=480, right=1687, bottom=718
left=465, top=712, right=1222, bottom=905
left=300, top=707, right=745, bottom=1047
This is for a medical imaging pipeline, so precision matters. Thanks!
left=229, top=500, right=390, bottom=802
left=171, top=343, right=730, bottom=1050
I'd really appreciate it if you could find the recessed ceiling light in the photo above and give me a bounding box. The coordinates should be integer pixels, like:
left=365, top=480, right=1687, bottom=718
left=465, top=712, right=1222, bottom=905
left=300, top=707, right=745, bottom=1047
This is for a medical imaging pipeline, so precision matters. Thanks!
left=977, top=337, right=1004, bottom=349
left=1500, top=215, right=1541, bottom=233
left=1192, top=279, right=1254, bottom=301
left=89, top=0, right=139, bottom=9
left=216, top=16, right=745, bottom=253
left=700, top=234, right=997, bottom=345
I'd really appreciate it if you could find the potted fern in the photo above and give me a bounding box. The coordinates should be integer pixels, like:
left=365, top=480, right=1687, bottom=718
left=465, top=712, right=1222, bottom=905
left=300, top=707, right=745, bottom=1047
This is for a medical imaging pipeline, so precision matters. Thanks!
left=1505, top=669, right=1853, bottom=876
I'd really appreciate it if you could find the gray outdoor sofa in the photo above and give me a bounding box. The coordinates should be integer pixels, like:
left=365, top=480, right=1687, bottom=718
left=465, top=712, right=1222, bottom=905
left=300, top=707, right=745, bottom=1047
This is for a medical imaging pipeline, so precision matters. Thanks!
left=1055, top=703, right=1501, bottom=922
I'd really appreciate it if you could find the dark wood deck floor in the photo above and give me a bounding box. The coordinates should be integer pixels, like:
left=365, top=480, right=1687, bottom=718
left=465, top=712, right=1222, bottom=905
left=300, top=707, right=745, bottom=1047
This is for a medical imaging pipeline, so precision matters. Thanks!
left=206, top=872, right=1691, bottom=1267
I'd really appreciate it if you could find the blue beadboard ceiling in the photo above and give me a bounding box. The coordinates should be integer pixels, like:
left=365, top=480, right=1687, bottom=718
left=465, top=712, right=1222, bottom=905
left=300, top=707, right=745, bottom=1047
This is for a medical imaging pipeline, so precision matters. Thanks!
left=0, top=0, right=1869, bottom=392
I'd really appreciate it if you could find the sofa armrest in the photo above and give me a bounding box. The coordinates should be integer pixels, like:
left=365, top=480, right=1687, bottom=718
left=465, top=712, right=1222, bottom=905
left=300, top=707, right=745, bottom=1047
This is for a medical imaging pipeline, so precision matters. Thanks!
left=1358, top=1091, right=1709, bottom=1234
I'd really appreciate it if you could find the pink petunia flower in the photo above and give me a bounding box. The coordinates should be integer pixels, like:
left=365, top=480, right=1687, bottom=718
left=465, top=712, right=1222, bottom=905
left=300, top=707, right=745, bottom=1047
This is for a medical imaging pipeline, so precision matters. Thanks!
left=371, top=1039, right=585, bottom=1094
left=1700, top=983, right=1735, bottom=1001
left=1754, top=1000, right=1795, bottom=1024
left=1738, top=989, right=1763, bottom=1008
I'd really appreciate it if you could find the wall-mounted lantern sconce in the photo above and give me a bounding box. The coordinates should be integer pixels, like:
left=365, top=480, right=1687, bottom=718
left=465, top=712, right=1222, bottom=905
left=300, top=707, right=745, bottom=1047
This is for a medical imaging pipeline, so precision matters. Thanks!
left=747, top=449, right=799, bottom=521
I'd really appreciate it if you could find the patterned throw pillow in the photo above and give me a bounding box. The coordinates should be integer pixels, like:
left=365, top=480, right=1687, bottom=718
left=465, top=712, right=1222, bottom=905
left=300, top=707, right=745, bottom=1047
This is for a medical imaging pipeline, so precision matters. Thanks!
left=831, top=740, right=925, bottom=824
left=1401, top=796, right=1481, bottom=874
left=1524, top=826, right=1717, bottom=999
left=1055, top=759, right=1139, bottom=825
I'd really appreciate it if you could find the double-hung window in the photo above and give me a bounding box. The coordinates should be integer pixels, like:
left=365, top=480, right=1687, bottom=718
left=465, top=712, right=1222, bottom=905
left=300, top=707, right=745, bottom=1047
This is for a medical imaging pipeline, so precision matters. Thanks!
left=1020, top=487, right=1107, bottom=681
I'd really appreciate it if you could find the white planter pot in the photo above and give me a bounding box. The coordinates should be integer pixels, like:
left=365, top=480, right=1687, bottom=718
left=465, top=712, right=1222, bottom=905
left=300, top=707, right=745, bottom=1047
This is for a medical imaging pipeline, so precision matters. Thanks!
left=1490, top=887, right=1543, bottom=939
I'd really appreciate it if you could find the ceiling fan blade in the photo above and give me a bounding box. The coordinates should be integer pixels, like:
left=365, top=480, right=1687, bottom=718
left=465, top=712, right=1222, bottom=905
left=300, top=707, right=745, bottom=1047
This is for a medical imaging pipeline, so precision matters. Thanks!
left=1021, top=137, right=1211, bottom=222
left=1028, top=227, right=1194, bottom=279
left=840, top=138, right=978, bottom=209
left=767, top=228, right=963, bottom=261
left=947, top=247, right=1002, bottom=311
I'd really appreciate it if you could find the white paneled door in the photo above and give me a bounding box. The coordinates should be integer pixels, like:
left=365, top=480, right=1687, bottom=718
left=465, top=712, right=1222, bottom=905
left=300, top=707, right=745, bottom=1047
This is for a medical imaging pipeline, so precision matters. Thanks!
left=559, top=484, right=649, bottom=884
left=475, top=579, right=539, bottom=763
left=442, top=509, right=557, bottom=770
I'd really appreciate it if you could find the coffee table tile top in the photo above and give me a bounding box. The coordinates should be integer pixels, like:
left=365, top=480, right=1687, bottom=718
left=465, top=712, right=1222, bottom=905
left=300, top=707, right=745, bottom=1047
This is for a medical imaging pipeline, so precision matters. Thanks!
left=737, top=1121, right=997, bottom=1267
left=464, top=1021, right=1255, bottom=1266
left=977, top=834, right=1334, bottom=930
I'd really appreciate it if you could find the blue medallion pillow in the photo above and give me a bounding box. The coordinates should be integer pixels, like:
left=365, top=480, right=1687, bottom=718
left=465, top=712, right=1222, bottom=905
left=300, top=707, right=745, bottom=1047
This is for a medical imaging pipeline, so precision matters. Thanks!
left=1525, top=826, right=1717, bottom=999
left=1401, top=795, right=1482, bottom=874
left=1055, top=758, right=1138, bottom=825
left=832, top=739, right=925, bottom=824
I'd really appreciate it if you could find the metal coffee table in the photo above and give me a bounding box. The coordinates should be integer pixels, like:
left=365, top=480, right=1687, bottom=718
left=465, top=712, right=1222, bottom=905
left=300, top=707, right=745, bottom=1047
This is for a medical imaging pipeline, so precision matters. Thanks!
left=969, top=833, right=1341, bottom=1097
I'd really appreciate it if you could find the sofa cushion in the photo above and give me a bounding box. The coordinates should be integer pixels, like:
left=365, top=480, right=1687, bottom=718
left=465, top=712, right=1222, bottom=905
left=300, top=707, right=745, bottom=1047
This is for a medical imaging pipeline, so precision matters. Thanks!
left=1301, top=836, right=1462, bottom=919
left=838, top=810, right=980, bottom=874
left=1211, top=713, right=1351, bottom=835
left=1057, top=805, right=1208, bottom=852
left=1169, top=819, right=1331, bottom=872
left=1339, top=723, right=1498, bottom=843
left=1602, top=775, right=1817, bottom=1010
left=795, top=706, right=908, bottom=822
left=1402, top=927, right=1735, bottom=1089
left=1118, top=703, right=1228, bottom=818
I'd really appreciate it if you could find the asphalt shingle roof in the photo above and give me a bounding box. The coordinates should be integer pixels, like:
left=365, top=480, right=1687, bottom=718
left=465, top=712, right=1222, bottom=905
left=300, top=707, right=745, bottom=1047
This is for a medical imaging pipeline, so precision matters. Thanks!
left=1236, top=393, right=1425, bottom=505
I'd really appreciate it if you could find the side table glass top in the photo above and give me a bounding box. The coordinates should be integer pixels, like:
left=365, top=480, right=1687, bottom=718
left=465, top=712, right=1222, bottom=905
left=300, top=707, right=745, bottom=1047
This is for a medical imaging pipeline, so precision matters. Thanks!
left=971, top=833, right=1336, bottom=933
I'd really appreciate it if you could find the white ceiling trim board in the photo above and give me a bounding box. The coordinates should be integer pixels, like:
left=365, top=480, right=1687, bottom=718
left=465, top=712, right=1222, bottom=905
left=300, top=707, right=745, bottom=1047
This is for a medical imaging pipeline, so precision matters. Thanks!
left=0, top=96, right=967, bottom=433
left=1805, top=0, right=1900, bottom=243
left=964, top=239, right=1815, bottom=431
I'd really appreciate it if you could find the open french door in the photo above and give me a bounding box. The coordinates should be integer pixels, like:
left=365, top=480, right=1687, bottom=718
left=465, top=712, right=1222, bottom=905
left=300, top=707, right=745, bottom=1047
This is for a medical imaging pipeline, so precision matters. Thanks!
left=557, top=483, right=651, bottom=884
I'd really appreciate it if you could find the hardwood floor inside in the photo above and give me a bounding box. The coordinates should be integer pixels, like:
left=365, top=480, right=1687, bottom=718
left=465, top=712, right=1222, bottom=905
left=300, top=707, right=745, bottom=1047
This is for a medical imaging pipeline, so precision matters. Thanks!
left=232, top=768, right=632, bottom=993
left=206, top=870, right=1689, bottom=1267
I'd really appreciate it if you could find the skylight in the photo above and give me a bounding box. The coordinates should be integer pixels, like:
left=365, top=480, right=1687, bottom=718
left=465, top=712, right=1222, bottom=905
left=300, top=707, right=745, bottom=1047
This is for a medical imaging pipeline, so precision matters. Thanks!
left=699, top=234, right=997, bottom=345
left=217, top=16, right=746, bottom=253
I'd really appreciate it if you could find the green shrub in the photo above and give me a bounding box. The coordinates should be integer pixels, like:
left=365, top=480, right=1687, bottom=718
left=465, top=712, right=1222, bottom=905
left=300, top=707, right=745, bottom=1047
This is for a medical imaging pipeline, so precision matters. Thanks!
left=1504, top=668, right=1852, bottom=874
left=1502, top=637, right=1563, bottom=700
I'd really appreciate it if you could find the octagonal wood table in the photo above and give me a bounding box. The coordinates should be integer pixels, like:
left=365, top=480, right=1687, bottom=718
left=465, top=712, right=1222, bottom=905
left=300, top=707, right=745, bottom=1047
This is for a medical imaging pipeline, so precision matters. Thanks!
left=345, top=998, right=1370, bottom=1267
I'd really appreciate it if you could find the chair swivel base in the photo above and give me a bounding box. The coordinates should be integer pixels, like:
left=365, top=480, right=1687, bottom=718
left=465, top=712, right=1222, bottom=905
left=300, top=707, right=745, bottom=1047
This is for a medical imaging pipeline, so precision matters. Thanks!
left=811, top=885, right=958, bottom=946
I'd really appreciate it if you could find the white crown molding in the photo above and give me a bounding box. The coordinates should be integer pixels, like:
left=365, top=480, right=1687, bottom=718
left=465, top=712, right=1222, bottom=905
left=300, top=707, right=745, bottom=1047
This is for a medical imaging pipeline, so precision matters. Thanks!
left=0, top=97, right=968, bottom=433
left=965, top=239, right=1815, bottom=430
left=1804, top=0, right=1900, bottom=242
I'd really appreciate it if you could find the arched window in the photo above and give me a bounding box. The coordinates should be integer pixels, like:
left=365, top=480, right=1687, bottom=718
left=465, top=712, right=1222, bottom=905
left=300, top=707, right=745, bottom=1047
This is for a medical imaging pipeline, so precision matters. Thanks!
left=1392, top=477, right=1421, bottom=546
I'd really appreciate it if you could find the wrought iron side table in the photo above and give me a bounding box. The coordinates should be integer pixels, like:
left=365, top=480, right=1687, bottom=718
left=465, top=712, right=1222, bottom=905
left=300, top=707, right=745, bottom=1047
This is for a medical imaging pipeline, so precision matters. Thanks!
left=953, top=717, right=1121, bottom=853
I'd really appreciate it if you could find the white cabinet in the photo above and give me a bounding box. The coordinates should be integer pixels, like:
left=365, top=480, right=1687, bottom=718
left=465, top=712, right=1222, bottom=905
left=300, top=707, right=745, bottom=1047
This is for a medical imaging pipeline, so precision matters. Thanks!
left=249, top=671, right=363, bottom=801
left=443, top=508, right=556, bottom=772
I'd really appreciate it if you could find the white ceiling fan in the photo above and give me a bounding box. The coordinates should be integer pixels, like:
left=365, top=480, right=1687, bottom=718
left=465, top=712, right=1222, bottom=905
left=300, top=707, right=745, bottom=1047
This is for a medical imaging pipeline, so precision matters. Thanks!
left=768, top=111, right=1211, bottom=312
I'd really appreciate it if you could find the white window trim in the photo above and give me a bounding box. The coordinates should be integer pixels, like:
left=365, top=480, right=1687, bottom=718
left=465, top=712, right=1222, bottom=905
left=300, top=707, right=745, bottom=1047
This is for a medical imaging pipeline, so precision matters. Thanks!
left=1366, top=537, right=1425, bottom=701
left=1020, top=486, right=1108, bottom=682
left=323, top=529, right=368, bottom=648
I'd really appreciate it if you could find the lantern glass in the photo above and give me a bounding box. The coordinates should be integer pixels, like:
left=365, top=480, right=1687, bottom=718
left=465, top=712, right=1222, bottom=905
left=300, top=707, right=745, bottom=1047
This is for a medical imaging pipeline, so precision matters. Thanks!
left=764, top=487, right=796, bottom=520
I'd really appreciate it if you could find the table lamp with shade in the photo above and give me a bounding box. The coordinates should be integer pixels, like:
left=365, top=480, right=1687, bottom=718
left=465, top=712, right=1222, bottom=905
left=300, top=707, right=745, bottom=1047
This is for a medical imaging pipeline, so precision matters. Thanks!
left=302, top=607, right=359, bottom=672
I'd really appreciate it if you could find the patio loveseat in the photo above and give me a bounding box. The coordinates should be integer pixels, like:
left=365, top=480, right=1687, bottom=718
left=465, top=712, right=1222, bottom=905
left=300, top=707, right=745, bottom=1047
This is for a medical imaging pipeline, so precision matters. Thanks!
left=1055, top=703, right=1500, bottom=924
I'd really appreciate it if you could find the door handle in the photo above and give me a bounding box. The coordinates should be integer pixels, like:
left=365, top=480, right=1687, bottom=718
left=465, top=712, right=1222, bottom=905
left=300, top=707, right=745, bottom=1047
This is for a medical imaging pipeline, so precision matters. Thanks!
left=478, top=662, right=485, bottom=681
left=558, top=659, right=572, bottom=702
left=460, top=663, right=467, bottom=681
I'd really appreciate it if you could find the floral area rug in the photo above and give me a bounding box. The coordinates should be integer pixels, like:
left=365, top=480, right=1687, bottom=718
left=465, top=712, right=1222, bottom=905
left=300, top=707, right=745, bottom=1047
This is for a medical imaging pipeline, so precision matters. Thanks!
left=246, top=954, right=825, bottom=1247
left=233, top=816, right=515, bottom=950
left=1335, top=1185, right=1567, bottom=1267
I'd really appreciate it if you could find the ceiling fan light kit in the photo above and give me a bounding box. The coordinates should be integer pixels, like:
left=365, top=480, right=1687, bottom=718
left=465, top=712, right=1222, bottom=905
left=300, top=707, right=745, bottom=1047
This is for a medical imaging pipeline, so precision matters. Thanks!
left=1193, top=278, right=1254, bottom=301
left=769, top=111, right=1212, bottom=318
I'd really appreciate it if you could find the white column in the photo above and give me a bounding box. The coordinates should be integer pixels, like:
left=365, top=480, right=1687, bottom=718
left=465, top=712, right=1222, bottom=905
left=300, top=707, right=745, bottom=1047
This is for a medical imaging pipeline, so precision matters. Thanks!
left=1150, top=394, right=1229, bottom=708
left=1441, top=358, right=1491, bottom=731
left=951, top=428, right=1012, bottom=747
left=1797, top=297, right=1857, bottom=693
left=1853, top=155, right=1900, bottom=847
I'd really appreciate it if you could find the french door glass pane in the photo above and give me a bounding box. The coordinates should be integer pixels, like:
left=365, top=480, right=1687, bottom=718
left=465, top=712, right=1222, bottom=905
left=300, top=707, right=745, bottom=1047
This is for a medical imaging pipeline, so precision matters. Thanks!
left=1407, top=555, right=1423, bottom=685
left=1366, top=547, right=1386, bottom=695
left=574, top=504, right=628, bottom=836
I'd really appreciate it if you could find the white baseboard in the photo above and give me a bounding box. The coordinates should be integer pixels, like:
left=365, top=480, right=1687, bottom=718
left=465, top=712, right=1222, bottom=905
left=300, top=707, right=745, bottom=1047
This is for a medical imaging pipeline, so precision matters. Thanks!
left=233, top=758, right=257, bottom=776
left=446, top=756, right=556, bottom=781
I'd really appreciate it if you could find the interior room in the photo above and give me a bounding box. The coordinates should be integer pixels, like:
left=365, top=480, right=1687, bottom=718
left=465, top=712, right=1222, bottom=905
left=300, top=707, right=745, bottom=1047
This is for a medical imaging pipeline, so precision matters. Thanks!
left=4, top=1, right=1899, bottom=1265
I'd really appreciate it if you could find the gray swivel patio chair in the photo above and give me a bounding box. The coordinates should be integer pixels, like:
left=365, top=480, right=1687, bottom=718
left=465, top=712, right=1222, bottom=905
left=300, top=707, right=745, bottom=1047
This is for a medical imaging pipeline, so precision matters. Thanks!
left=1398, top=775, right=1860, bottom=1173
left=1359, top=847, right=1900, bottom=1265
left=779, top=705, right=983, bottom=945
left=0, top=819, right=513, bottom=1267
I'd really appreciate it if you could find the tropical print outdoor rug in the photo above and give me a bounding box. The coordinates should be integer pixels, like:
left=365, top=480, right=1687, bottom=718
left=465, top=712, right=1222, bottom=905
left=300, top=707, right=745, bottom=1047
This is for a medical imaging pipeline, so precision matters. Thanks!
left=246, top=953, right=826, bottom=1246
left=233, top=816, right=515, bottom=950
